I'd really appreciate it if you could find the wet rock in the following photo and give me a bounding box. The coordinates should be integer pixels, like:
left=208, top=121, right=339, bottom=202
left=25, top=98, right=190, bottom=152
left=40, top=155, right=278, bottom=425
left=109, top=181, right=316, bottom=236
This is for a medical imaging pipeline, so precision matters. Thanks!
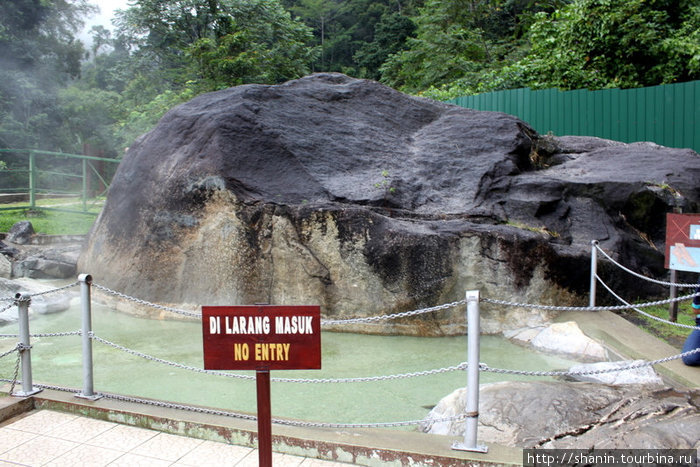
left=13, top=245, right=80, bottom=279
left=78, top=73, right=700, bottom=334
left=0, top=241, right=19, bottom=258
left=505, top=321, right=608, bottom=360
left=6, top=221, right=34, bottom=245
left=567, top=360, right=664, bottom=386
left=422, top=381, right=700, bottom=449
left=0, top=254, right=11, bottom=279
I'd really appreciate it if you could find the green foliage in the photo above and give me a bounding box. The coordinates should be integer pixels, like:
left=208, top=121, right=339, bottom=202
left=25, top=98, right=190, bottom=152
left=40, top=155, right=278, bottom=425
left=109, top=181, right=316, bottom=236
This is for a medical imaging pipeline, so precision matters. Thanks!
left=57, top=86, right=122, bottom=153
left=1, top=0, right=699, bottom=161
left=115, top=85, right=199, bottom=148
left=354, top=13, right=416, bottom=80
left=622, top=301, right=698, bottom=347
left=188, top=0, right=318, bottom=88
left=380, top=0, right=496, bottom=92
left=410, top=0, right=700, bottom=99
left=378, top=0, right=554, bottom=93
left=283, top=0, right=421, bottom=75
left=517, top=0, right=700, bottom=89
left=0, top=0, right=96, bottom=150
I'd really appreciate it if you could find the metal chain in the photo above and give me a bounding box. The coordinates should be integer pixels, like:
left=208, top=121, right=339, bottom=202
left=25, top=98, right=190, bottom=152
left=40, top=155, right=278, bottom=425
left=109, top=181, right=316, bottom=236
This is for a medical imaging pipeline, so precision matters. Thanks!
left=595, top=244, right=700, bottom=288
left=480, top=347, right=700, bottom=377
left=482, top=291, right=699, bottom=312
left=34, top=331, right=82, bottom=338
left=29, top=281, right=80, bottom=297
left=0, top=282, right=78, bottom=306
left=7, top=344, right=21, bottom=395
left=597, top=276, right=700, bottom=330
left=273, top=412, right=468, bottom=429
left=94, top=281, right=465, bottom=325
left=92, top=332, right=468, bottom=383
left=92, top=283, right=201, bottom=318
left=1, top=331, right=81, bottom=339
left=90, top=333, right=255, bottom=381
left=0, top=343, right=20, bottom=360
left=19, top=381, right=466, bottom=429
left=321, top=300, right=466, bottom=325
left=271, top=362, right=468, bottom=384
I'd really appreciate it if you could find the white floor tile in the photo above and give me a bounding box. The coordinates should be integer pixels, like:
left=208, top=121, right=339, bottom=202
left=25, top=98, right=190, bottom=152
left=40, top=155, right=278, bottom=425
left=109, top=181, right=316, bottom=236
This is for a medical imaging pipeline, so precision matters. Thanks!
left=129, top=431, right=204, bottom=462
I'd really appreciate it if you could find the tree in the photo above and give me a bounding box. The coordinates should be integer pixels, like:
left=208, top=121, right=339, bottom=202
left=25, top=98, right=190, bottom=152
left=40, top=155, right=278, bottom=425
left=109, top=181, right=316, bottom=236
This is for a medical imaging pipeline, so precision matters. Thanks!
left=354, top=12, right=416, bottom=80
left=380, top=0, right=504, bottom=92
left=288, top=0, right=344, bottom=69
left=513, top=0, right=700, bottom=89
left=188, top=0, right=318, bottom=88
left=0, top=0, right=96, bottom=150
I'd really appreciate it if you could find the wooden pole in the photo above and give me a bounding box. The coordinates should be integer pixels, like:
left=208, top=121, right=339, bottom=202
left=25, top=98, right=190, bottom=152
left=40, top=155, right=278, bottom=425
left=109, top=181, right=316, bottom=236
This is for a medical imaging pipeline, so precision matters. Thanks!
left=669, top=269, right=678, bottom=322
left=256, top=369, right=272, bottom=467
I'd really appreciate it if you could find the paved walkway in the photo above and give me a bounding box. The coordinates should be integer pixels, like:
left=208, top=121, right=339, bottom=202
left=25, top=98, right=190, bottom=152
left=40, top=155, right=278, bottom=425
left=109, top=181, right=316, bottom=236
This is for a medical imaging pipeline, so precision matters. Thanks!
left=0, top=409, right=349, bottom=466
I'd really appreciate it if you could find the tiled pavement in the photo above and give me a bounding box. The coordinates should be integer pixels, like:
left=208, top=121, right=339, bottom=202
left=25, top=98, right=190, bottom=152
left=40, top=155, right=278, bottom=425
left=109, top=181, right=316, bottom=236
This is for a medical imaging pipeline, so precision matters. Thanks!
left=0, top=409, right=350, bottom=466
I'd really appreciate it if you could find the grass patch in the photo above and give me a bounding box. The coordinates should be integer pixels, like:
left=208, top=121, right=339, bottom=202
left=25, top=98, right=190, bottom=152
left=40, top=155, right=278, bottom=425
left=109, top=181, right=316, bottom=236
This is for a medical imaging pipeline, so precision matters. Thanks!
left=618, top=299, right=697, bottom=348
left=506, top=220, right=560, bottom=238
left=0, top=197, right=103, bottom=235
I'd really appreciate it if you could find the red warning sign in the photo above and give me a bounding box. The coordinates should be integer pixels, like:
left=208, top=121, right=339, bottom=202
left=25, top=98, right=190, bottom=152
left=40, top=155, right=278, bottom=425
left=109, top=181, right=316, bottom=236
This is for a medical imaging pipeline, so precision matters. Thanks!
left=665, top=213, right=700, bottom=273
left=202, top=305, right=321, bottom=370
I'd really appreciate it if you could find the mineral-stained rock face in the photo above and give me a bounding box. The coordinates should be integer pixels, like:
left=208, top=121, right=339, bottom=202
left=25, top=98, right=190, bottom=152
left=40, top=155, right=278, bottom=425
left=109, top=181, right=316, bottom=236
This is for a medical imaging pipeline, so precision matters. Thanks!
left=78, top=73, right=700, bottom=334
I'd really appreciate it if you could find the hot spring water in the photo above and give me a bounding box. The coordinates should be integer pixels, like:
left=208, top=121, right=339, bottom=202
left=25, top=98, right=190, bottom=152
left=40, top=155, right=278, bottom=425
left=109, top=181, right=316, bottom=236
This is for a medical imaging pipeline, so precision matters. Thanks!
left=1, top=293, right=582, bottom=426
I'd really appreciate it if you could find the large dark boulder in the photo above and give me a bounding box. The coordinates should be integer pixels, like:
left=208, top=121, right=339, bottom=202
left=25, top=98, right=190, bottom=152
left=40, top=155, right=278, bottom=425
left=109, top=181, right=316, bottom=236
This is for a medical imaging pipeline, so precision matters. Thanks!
left=78, top=73, right=700, bottom=334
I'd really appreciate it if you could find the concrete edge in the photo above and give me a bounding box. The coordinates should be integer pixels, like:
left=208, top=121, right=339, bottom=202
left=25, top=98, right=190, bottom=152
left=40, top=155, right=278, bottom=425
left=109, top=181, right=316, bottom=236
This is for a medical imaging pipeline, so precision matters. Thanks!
left=0, top=389, right=523, bottom=466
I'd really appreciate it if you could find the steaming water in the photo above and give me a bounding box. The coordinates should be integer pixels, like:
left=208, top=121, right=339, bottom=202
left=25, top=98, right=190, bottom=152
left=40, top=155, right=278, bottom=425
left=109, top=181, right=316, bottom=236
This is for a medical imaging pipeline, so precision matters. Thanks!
left=1, top=295, right=582, bottom=427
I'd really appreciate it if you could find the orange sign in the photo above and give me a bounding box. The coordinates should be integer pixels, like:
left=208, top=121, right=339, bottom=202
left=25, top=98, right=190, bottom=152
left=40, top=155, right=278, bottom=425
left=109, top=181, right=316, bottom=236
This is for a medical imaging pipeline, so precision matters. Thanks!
left=665, top=213, right=700, bottom=273
left=202, top=305, right=321, bottom=370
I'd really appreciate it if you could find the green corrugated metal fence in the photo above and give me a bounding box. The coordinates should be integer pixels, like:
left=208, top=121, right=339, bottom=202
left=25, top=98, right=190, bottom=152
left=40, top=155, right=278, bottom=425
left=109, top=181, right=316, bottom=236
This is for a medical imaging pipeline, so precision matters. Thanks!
left=449, top=81, right=700, bottom=154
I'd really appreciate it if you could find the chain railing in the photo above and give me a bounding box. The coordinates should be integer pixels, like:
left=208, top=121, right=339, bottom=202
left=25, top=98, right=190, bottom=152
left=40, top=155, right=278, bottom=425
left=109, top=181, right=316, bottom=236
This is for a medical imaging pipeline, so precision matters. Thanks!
left=1, top=244, right=699, bottom=451
left=594, top=243, right=700, bottom=288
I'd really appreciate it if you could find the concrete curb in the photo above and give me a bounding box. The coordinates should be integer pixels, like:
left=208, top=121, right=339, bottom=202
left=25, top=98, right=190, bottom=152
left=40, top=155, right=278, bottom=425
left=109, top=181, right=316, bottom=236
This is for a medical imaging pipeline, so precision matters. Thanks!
left=0, top=389, right=523, bottom=466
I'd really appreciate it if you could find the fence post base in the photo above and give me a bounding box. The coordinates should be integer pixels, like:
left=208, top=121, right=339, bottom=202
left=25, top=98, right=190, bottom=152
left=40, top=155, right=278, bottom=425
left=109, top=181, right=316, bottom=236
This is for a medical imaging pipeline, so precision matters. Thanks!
left=452, top=442, right=488, bottom=454
left=75, top=394, right=102, bottom=401
left=12, top=389, right=42, bottom=397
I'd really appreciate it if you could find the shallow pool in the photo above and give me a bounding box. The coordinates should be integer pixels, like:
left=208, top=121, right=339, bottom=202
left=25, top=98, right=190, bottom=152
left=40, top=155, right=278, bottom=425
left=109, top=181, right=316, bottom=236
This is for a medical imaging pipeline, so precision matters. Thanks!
left=1, top=298, right=581, bottom=427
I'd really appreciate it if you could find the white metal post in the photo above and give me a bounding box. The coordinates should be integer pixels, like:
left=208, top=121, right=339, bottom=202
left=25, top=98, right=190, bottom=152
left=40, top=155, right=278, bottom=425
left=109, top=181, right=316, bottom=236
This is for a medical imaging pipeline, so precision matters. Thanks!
left=589, top=240, right=598, bottom=308
left=13, top=293, right=41, bottom=396
left=77, top=274, right=101, bottom=400
left=453, top=290, right=487, bottom=453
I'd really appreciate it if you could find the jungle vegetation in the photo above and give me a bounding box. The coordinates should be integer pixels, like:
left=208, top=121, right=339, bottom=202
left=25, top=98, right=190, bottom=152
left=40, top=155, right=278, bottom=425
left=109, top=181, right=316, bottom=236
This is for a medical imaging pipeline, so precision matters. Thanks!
left=0, top=0, right=698, bottom=158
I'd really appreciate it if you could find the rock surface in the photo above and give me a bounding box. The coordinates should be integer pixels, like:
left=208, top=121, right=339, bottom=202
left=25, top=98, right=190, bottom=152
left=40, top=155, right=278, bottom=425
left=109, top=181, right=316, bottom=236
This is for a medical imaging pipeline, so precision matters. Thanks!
left=6, top=221, right=34, bottom=245
left=505, top=321, right=608, bottom=361
left=567, top=360, right=664, bottom=385
left=422, top=381, right=700, bottom=449
left=2, top=222, right=83, bottom=280
left=12, top=245, right=80, bottom=279
left=78, top=73, right=700, bottom=333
